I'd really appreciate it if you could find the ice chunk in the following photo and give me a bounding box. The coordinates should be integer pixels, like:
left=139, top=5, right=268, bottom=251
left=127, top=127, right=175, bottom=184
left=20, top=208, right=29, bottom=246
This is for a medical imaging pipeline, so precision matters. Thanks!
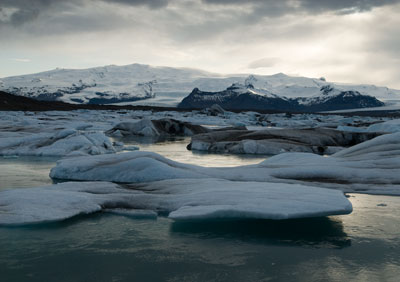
left=51, top=133, right=400, bottom=195
left=0, top=182, right=138, bottom=225
left=106, top=118, right=209, bottom=137
left=147, top=179, right=353, bottom=221
left=0, top=179, right=352, bottom=225
left=189, top=127, right=378, bottom=155
left=50, top=151, right=209, bottom=182
left=0, top=130, right=116, bottom=157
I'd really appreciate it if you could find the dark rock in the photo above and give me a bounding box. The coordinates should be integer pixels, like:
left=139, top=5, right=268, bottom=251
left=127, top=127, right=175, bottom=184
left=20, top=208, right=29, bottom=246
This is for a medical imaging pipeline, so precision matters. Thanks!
left=188, top=127, right=381, bottom=155
left=178, top=84, right=385, bottom=112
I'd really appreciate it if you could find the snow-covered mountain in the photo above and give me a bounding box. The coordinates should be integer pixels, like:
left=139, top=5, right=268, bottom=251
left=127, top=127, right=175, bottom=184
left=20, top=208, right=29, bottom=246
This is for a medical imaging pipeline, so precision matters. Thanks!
left=178, top=83, right=385, bottom=112
left=0, top=64, right=227, bottom=105
left=1, top=63, right=399, bottom=106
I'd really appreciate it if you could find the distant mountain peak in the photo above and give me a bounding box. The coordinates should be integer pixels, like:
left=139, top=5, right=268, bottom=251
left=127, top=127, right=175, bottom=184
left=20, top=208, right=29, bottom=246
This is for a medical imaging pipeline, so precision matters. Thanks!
left=179, top=84, right=384, bottom=112
left=0, top=64, right=399, bottom=106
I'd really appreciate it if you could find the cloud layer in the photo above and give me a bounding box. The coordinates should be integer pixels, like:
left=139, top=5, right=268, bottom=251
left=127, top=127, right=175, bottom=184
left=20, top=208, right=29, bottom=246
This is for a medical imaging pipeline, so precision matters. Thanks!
left=1, top=0, right=400, bottom=88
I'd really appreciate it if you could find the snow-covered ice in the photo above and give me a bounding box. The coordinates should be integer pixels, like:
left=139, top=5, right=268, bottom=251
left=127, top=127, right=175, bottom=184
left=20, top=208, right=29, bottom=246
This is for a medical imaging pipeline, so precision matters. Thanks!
left=50, top=132, right=400, bottom=195
left=50, top=151, right=209, bottom=182
left=107, top=119, right=159, bottom=137
left=0, top=180, right=352, bottom=225
left=1, top=108, right=398, bottom=227
left=106, top=118, right=209, bottom=137
left=0, top=129, right=116, bottom=157
left=146, top=179, right=353, bottom=221
left=366, top=119, right=400, bottom=133
left=0, top=182, right=135, bottom=225
left=189, top=127, right=378, bottom=155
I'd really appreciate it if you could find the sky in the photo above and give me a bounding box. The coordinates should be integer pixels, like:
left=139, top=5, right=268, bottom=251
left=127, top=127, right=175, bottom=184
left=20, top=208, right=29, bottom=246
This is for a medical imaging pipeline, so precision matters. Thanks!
left=1, top=0, right=400, bottom=88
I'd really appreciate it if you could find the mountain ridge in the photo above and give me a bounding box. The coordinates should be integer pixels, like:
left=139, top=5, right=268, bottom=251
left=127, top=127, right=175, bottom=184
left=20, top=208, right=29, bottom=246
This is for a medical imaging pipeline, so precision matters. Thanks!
left=1, top=63, right=399, bottom=107
left=178, top=84, right=385, bottom=112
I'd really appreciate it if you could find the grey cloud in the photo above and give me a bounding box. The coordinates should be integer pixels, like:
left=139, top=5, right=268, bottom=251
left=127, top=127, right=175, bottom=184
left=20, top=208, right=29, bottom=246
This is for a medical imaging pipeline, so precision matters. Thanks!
left=248, top=57, right=278, bottom=69
left=202, top=0, right=399, bottom=15
left=0, top=0, right=76, bottom=26
left=298, top=0, right=400, bottom=13
left=2, top=0, right=399, bottom=28
left=0, top=0, right=168, bottom=26
left=102, top=0, right=169, bottom=8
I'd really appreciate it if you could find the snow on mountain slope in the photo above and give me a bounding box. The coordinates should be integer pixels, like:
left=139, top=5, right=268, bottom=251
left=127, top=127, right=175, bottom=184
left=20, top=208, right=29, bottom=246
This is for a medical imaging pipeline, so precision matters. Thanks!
left=1, top=64, right=399, bottom=106
left=0, top=64, right=231, bottom=105
left=178, top=83, right=385, bottom=112
left=246, top=74, right=400, bottom=101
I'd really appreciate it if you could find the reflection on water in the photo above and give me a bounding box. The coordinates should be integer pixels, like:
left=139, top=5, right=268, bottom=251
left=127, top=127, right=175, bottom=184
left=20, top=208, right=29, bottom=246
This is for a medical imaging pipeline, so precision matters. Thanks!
left=0, top=156, right=57, bottom=190
left=171, top=217, right=351, bottom=249
left=0, top=209, right=399, bottom=282
left=115, top=136, right=270, bottom=167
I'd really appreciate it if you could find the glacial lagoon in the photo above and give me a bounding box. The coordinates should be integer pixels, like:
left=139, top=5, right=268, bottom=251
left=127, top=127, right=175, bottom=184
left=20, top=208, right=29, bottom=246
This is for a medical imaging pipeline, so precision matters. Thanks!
left=1, top=139, right=399, bottom=282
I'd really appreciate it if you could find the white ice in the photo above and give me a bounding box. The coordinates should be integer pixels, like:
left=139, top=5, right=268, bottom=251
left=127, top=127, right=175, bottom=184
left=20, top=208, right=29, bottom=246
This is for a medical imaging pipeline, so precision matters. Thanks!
left=0, top=129, right=116, bottom=156
left=0, top=179, right=352, bottom=225
left=107, top=119, right=159, bottom=137
left=50, top=132, right=400, bottom=195
left=0, top=182, right=138, bottom=225
left=366, top=119, right=400, bottom=133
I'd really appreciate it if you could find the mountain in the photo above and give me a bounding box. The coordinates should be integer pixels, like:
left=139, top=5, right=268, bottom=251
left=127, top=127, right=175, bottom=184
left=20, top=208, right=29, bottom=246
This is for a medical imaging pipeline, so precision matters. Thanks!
left=0, top=90, right=185, bottom=112
left=178, top=84, right=385, bottom=112
left=0, top=64, right=236, bottom=105
left=1, top=63, right=399, bottom=106
left=243, top=74, right=400, bottom=101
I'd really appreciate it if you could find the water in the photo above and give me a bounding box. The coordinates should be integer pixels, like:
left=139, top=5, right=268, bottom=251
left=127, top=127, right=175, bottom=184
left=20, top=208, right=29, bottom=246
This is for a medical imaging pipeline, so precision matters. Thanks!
left=119, top=136, right=271, bottom=167
left=0, top=156, right=56, bottom=190
left=1, top=142, right=400, bottom=281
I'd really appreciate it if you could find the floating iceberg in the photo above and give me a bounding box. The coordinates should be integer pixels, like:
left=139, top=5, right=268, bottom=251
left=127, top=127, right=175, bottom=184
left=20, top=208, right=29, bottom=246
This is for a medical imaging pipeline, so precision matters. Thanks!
left=50, top=132, right=400, bottom=195
left=0, top=180, right=352, bottom=225
left=0, top=182, right=136, bottom=225
left=106, top=118, right=209, bottom=137
left=143, top=179, right=353, bottom=221
left=0, top=129, right=116, bottom=156
left=50, top=151, right=209, bottom=182
left=189, top=127, right=378, bottom=155
left=366, top=119, right=400, bottom=133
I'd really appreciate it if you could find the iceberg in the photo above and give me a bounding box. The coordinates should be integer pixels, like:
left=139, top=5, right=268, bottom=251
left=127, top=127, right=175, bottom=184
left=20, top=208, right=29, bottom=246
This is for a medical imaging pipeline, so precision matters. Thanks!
left=50, top=132, right=400, bottom=195
left=0, top=129, right=116, bottom=157
left=106, top=118, right=210, bottom=137
left=0, top=182, right=136, bottom=225
left=366, top=119, right=400, bottom=133
left=189, top=127, right=379, bottom=155
left=0, top=180, right=352, bottom=225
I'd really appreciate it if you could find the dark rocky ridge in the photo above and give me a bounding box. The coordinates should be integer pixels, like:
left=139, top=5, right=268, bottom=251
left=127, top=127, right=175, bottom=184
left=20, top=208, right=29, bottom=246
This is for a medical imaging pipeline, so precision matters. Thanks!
left=178, top=85, right=385, bottom=112
left=1, top=90, right=399, bottom=118
left=0, top=91, right=182, bottom=112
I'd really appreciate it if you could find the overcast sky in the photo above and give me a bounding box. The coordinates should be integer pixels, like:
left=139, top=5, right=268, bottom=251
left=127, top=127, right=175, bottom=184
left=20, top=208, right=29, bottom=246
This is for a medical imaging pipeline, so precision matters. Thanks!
left=1, top=0, right=400, bottom=88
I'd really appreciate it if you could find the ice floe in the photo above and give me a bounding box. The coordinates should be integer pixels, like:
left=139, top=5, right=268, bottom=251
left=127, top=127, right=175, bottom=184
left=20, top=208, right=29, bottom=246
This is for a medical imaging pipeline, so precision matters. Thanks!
left=106, top=118, right=209, bottom=137
left=366, top=119, right=400, bottom=133
left=50, top=132, right=400, bottom=195
left=189, top=127, right=379, bottom=155
left=0, top=182, right=136, bottom=225
left=141, top=179, right=353, bottom=221
left=0, top=129, right=116, bottom=157
left=50, top=151, right=209, bottom=182
left=0, top=180, right=352, bottom=225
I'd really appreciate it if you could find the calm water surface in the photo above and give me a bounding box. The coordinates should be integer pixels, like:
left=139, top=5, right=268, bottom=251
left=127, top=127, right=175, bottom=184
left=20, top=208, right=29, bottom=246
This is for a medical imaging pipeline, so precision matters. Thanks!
left=1, top=140, right=399, bottom=282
